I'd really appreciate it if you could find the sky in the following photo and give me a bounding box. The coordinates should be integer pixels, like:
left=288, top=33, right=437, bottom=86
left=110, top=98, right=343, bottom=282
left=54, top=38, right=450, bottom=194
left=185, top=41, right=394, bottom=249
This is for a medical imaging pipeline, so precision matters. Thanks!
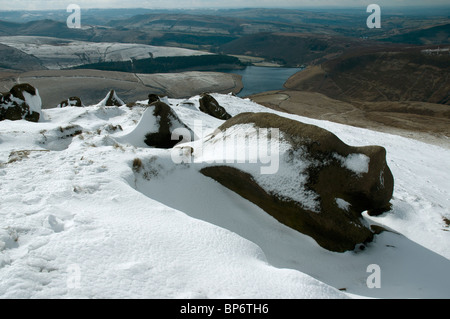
left=4, top=0, right=450, bottom=10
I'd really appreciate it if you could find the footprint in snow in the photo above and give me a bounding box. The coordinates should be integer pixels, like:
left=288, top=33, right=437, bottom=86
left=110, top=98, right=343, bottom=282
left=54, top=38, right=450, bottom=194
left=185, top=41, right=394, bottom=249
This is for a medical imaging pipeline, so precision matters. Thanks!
left=43, top=215, right=65, bottom=233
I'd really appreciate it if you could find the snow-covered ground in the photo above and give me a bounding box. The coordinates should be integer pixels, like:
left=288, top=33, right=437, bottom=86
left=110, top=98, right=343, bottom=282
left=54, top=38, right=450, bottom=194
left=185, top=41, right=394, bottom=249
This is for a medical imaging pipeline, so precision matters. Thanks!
left=0, top=36, right=212, bottom=69
left=0, top=93, right=449, bottom=299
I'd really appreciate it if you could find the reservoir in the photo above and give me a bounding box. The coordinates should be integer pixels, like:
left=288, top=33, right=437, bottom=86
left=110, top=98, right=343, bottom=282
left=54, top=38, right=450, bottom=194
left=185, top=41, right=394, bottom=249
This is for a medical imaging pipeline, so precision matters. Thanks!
left=222, top=66, right=304, bottom=97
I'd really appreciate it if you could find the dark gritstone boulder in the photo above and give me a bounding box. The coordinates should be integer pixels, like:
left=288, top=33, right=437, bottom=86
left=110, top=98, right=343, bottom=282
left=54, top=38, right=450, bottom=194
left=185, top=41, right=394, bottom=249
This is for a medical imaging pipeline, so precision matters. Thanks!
left=57, top=96, right=83, bottom=108
left=148, top=94, right=161, bottom=105
left=102, top=89, right=125, bottom=106
left=200, top=112, right=394, bottom=252
left=199, top=93, right=232, bottom=120
left=0, top=83, right=41, bottom=122
left=144, top=101, right=195, bottom=149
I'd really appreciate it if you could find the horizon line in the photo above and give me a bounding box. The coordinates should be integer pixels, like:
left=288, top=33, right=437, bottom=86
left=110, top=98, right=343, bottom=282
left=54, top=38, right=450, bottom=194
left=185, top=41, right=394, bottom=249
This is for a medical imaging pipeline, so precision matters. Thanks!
left=2, top=5, right=450, bottom=12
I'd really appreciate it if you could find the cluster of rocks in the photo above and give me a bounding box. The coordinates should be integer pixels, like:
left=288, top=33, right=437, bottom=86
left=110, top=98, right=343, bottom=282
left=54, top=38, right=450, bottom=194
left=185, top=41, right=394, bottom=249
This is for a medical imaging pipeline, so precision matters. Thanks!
left=0, top=84, right=132, bottom=123
left=57, top=96, right=83, bottom=108
left=58, top=89, right=124, bottom=108
left=130, top=93, right=231, bottom=148
left=147, top=92, right=231, bottom=121
left=1, top=81, right=231, bottom=124
left=1, top=83, right=395, bottom=252
left=132, top=100, right=394, bottom=251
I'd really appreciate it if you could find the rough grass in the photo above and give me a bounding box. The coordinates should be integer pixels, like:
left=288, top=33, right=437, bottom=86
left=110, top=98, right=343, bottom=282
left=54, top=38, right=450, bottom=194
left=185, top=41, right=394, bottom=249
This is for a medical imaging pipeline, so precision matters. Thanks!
left=443, top=217, right=450, bottom=230
left=131, top=156, right=160, bottom=181
left=132, top=158, right=143, bottom=173
left=4, top=149, right=50, bottom=165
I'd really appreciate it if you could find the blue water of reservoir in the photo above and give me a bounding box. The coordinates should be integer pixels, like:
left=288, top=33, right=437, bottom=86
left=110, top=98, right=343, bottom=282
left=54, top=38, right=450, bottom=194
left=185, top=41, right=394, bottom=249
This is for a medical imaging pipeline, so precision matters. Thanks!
left=222, top=66, right=304, bottom=97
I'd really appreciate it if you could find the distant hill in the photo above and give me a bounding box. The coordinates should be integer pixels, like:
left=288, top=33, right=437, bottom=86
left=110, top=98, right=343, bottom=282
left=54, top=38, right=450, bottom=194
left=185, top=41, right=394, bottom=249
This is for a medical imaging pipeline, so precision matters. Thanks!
left=380, top=23, right=450, bottom=45
left=219, top=32, right=395, bottom=67
left=284, top=46, right=450, bottom=105
left=0, top=43, right=45, bottom=72
left=71, top=54, right=244, bottom=74
left=0, top=18, right=160, bottom=44
left=0, top=17, right=236, bottom=49
left=0, top=19, right=92, bottom=40
left=1, top=8, right=449, bottom=50
left=107, top=13, right=245, bottom=34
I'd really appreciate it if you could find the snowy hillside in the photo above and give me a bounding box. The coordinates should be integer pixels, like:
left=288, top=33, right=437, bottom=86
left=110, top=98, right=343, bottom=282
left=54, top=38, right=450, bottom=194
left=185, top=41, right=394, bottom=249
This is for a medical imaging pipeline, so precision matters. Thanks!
left=0, top=36, right=212, bottom=69
left=0, top=93, right=449, bottom=299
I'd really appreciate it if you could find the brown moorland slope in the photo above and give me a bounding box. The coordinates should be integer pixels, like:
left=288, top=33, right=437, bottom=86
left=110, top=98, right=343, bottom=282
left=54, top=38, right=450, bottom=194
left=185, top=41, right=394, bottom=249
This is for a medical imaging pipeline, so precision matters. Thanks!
left=284, top=46, right=450, bottom=105
left=251, top=90, right=450, bottom=148
left=251, top=46, right=450, bottom=148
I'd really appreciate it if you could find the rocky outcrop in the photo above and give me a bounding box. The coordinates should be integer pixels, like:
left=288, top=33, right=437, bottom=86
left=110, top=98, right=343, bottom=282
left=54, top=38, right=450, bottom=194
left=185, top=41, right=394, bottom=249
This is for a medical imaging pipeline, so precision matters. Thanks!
left=57, top=96, right=83, bottom=108
left=199, top=93, right=232, bottom=120
left=148, top=94, right=161, bottom=105
left=98, top=89, right=125, bottom=107
left=0, top=83, right=42, bottom=122
left=200, top=112, right=394, bottom=252
left=144, top=101, right=195, bottom=148
left=120, top=101, right=196, bottom=149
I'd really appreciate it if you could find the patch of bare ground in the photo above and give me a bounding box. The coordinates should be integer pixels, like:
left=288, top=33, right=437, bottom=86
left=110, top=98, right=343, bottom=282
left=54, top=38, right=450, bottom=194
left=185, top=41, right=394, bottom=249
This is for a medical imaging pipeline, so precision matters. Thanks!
left=250, top=90, right=450, bottom=149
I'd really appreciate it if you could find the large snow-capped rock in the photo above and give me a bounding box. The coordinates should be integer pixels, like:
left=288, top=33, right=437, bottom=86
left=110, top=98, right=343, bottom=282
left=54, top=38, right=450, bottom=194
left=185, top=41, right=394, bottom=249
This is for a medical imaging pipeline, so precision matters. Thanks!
left=96, top=89, right=125, bottom=107
left=119, top=101, right=196, bottom=149
left=199, top=93, right=232, bottom=120
left=196, top=112, right=394, bottom=252
left=0, top=83, right=42, bottom=122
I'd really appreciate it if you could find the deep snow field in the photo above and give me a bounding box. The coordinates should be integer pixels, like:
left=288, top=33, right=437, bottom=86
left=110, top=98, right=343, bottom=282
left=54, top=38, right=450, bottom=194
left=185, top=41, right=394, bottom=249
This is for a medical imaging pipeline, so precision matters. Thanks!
left=0, top=93, right=449, bottom=299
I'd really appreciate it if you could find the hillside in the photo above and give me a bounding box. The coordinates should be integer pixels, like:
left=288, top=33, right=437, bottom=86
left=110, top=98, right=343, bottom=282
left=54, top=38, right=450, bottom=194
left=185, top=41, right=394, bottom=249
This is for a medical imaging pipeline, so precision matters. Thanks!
left=0, top=91, right=449, bottom=299
left=0, top=19, right=89, bottom=40
left=248, top=45, right=450, bottom=148
left=0, top=36, right=213, bottom=70
left=284, top=47, right=450, bottom=104
left=219, top=32, right=397, bottom=67
left=381, top=23, right=450, bottom=45
left=2, top=8, right=448, bottom=52
left=1, top=9, right=446, bottom=84
left=0, top=6, right=449, bottom=302
left=250, top=90, right=450, bottom=149
left=72, top=54, right=244, bottom=74
left=0, top=43, right=45, bottom=72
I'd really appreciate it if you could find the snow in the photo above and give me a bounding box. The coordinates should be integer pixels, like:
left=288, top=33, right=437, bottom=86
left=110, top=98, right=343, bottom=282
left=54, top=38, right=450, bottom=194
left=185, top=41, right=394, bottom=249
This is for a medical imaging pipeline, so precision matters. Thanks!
left=187, top=123, right=320, bottom=211
left=22, top=89, right=43, bottom=118
left=334, top=153, right=370, bottom=175
left=335, top=198, right=351, bottom=212
left=0, top=93, right=449, bottom=299
left=116, top=106, right=159, bottom=148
